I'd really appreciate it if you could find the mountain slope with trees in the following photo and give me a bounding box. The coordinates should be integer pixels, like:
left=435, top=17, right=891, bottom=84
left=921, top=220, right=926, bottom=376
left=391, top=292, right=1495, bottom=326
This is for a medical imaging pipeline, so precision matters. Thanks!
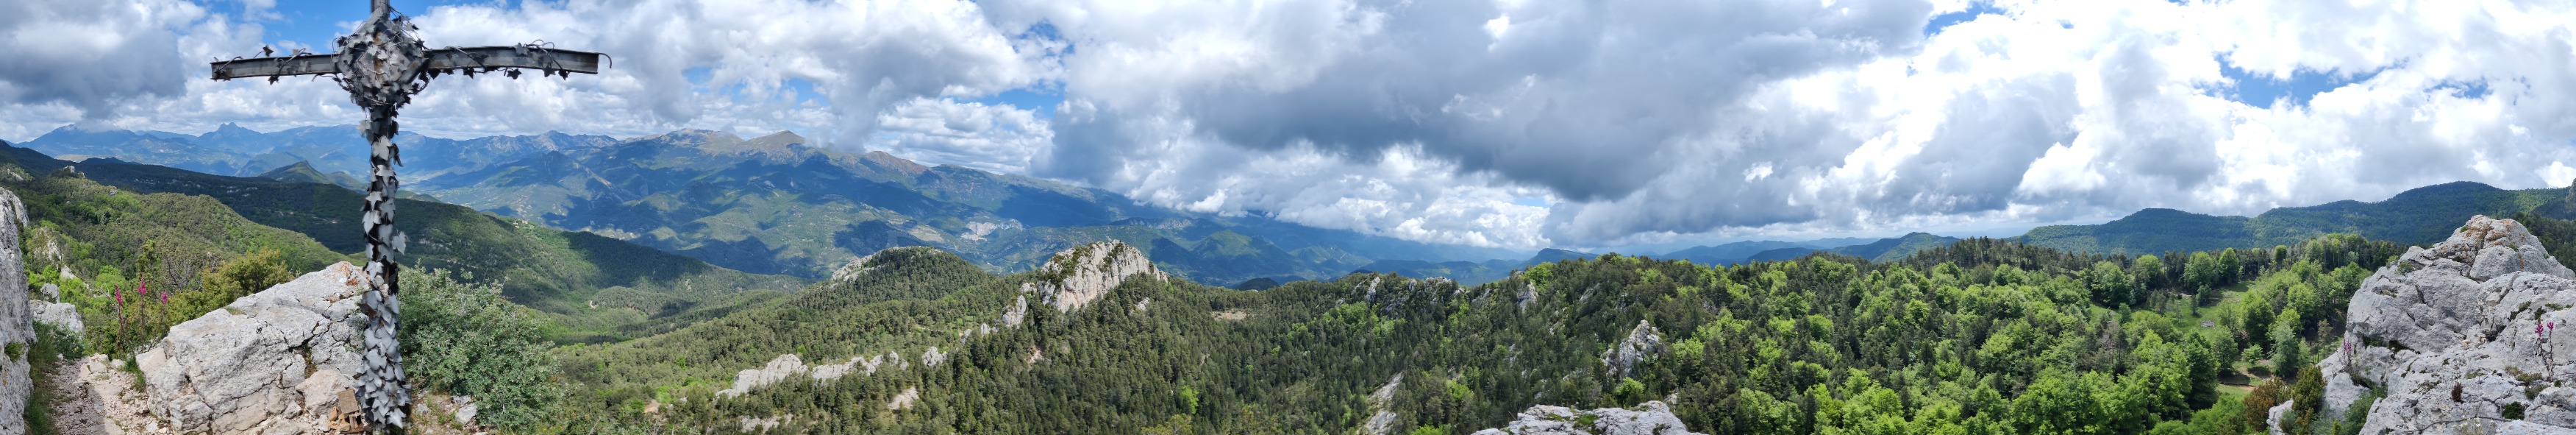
left=549, top=229, right=2394, bottom=434
left=0, top=141, right=804, bottom=343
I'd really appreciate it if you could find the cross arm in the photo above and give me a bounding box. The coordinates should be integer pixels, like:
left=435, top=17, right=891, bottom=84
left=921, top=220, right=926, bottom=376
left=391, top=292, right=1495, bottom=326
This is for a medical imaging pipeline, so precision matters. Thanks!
left=424, top=46, right=609, bottom=76
left=210, top=54, right=341, bottom=80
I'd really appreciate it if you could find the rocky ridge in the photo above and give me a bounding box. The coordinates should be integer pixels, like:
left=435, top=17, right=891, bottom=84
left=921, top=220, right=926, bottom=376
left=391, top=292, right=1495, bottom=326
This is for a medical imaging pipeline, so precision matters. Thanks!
left=134, top=262, right=375, bottom=434
left=0, top=185, right=30, bottom=435
left=1469, top=401, right=1705, bottom=435
left=2305, top=216, right=2576, bottom=434
left=1601, top=320, right=1666, bottom=378
left=1027, top=241, right=1166, bottom=312
left=716, top=352, right=908, bottom=398
left=715, top=242, right=1166, bottom=400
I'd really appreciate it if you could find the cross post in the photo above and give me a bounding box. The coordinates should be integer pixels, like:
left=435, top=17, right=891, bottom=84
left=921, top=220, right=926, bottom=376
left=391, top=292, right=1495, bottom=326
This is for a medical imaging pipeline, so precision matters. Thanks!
left=207, top=1, right=607, bottom=431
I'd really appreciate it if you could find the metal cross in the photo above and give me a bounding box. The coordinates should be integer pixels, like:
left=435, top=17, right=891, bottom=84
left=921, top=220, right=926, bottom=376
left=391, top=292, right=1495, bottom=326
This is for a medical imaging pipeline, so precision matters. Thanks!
left=207, top=0, right=606, bottom=431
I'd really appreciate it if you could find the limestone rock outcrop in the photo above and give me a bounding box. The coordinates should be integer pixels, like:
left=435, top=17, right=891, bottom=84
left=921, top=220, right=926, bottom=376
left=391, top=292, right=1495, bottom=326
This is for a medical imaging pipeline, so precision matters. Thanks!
left=31, top=301, right=79, bottom=333
left=1026, top=241, right=1165, bottom=312
left=2313, top=216, right=2576, bottom=434
left=1601, top=320, right=1666, bottom=378
left=0, top=184, right=32, bottom=435
left=135, top=262, right=372, bottom=434
left=718, top=352, right=904, bottom=398
left=1363, top=373, right=1404, bottom=435
left=1469, top=401, right=1705, bottom=435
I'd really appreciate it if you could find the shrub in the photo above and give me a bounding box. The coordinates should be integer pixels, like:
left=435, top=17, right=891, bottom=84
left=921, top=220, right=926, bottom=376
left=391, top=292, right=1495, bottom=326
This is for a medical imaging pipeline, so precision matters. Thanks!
left=399, top=269, right=565, bottom=430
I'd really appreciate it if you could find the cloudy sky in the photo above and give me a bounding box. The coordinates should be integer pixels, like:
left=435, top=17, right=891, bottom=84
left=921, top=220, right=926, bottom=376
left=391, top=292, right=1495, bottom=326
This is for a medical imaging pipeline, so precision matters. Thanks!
left=6, top=0, right=2576, bottom=251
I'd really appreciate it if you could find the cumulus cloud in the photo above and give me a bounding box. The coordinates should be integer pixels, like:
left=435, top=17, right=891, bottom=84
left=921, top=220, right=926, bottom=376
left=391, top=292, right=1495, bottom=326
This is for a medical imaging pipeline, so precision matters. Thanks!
left=390, top=0, right=1046, bottom=143
left=0, top=0, right=267, bottom=140
left=997, top=0, right=2576, bottom=247
left=18, top=0, right=2576, bottom=251
left=0, top=0, right=1046, bottom=146
left=867, top=97, right=1054, bottom=174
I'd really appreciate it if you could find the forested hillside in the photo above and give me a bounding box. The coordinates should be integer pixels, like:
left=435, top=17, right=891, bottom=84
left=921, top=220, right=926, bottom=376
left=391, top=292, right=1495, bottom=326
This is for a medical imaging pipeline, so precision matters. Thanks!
left=0, top=142, right=805, bottom=342
left=546, top=231, right=2399, bottom=434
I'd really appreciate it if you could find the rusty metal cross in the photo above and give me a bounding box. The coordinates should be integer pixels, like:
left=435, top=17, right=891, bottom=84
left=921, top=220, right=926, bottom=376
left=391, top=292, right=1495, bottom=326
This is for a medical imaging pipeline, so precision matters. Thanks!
left=207, top=0, right=606, bottom=430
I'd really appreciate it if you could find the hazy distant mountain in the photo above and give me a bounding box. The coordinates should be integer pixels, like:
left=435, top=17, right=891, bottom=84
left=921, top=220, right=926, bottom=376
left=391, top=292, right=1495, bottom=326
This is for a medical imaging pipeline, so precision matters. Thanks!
left=1529, top=247, right=1596, bottom=264
left=2013, top=181, right=2561, bottom=255
left=1833, top=233, right=1962, bottom=262
left=17, top=124, right=616, bottom=180
left=1657, top=238, right=1881, bottom=266
left=1738, top=233, right=1961, bottom=264
left=254, top=160, right=438, bottom=202
left=29, top=126, right=1527, bottom=286
left=1352, top=247, right=1648, bottom=286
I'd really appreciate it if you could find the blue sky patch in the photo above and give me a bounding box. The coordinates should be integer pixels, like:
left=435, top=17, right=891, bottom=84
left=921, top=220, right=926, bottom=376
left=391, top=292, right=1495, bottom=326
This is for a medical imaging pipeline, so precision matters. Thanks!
left=1924, top=1, right=2005, bottom=35
left=2432, top=79, right=2494, bottom=99
left=253, top=0, right=501, bottom=50
left=2217, top=58, right=2383, bottom=109
left=969, top=86, right=1064, bottom=119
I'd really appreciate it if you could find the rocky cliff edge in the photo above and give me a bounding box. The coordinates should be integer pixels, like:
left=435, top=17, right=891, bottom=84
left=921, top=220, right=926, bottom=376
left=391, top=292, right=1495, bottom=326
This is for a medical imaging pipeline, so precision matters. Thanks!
left=2316, top=216, right=2576, bottom=434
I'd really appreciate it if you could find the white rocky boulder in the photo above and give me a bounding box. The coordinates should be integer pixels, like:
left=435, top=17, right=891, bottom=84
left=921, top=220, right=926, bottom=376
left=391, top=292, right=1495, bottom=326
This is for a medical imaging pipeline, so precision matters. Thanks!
left=1602, top=320, right=1666, bottom=378
left=1026, top=241, right=1165, bottom=312
left=2316, top=216, right=2576, bottom=434
left=31, top=299, right=79, bottom=334
left=135, top=262, right=371, bottom=434
left=718, top=354, right=811, bottom=398
left=1469, top=401, right=1705, bottom=435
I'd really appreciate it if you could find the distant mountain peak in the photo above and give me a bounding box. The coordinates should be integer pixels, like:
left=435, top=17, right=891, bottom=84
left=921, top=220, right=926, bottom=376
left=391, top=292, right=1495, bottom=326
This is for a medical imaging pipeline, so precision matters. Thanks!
left=263, top=160, right=318, bottom=174
left=1531, top=248, right=1595, bottom=264
left=860, top=150, right=930, bottom=176
left=642, top=129, right=746, bottom=147
left=2387, top=180, right=2501, bottom=201
left=748, top=130, right=807, bottom=147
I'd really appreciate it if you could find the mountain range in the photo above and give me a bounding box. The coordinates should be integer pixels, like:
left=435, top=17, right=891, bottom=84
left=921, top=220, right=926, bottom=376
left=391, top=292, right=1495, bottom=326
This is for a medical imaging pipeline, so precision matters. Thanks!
left=2011, top=181, right=2561, bottom=255
left=23, top=124, right=2576, bottom=434
left=19, top=125, right=1525, bottom=287
left=34, top=124, right=2576, bottom=288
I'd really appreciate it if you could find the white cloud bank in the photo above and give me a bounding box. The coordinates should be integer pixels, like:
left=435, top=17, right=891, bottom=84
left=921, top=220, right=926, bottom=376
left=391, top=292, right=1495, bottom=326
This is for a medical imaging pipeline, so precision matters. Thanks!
left=7, top=0, right=2576, bottom=250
